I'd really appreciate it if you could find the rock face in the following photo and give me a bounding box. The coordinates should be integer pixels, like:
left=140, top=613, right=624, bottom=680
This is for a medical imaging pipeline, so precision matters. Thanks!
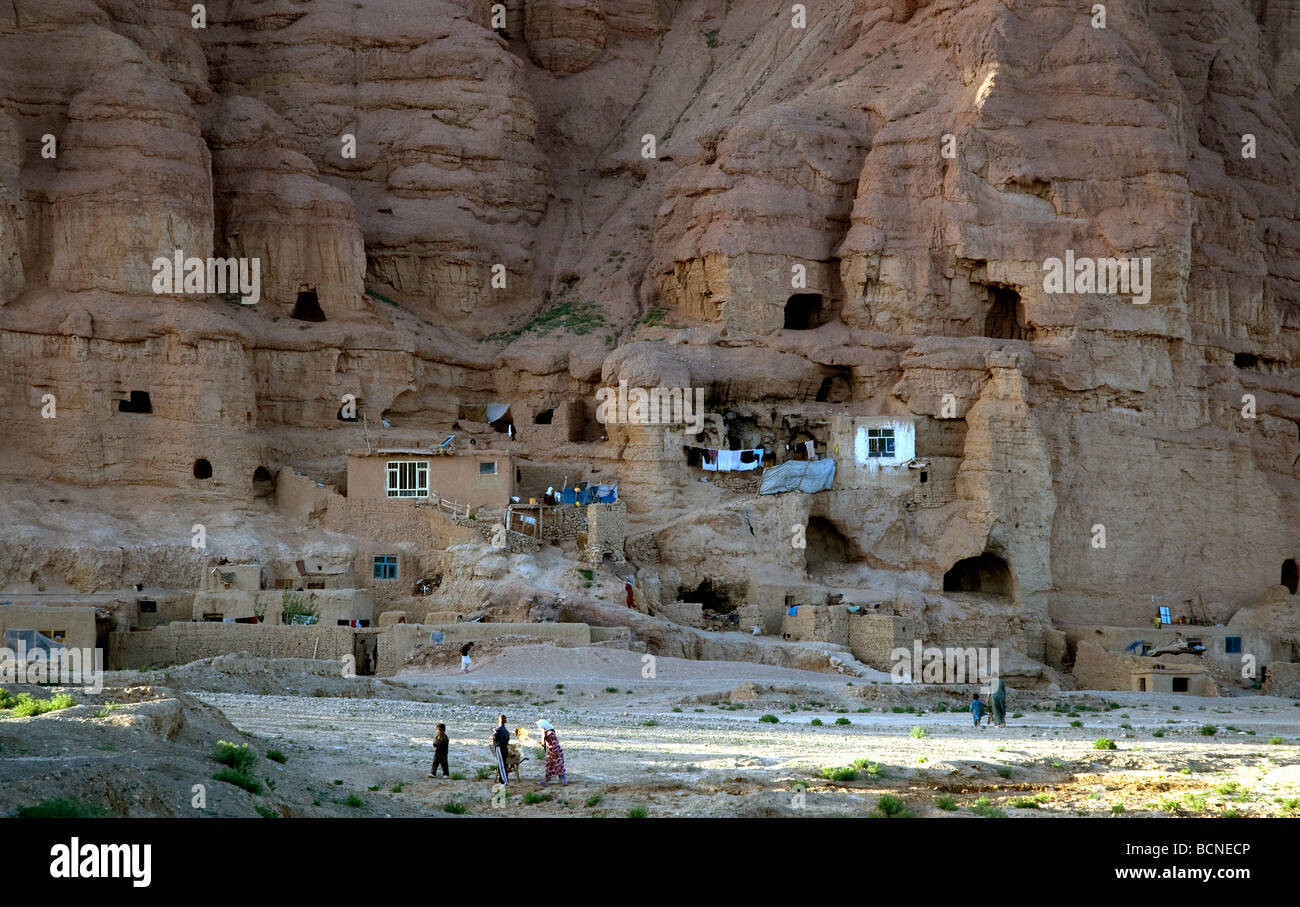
left=0, top=0, right=1297, bottom=665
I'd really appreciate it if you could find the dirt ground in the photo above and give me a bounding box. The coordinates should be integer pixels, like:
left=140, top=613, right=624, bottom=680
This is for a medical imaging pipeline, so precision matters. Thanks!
left=176, top=646, right=1300, bottom=819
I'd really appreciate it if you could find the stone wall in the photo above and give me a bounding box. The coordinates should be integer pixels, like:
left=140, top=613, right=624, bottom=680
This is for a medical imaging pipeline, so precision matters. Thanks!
left=583, top=502, right=626, bottom=564
left=382, top=621, right=593, bottom=675
left=0, top=603, right=98, bottom=650
left=108, top=622, right=358, bottom=669
left=1263, top=662, right=1300, bottom=698
left=191, top=589, right=373, bottom=625
left=1072, top=639, right=1211, bottom=692
left=848, top=614, right=916, bottom=671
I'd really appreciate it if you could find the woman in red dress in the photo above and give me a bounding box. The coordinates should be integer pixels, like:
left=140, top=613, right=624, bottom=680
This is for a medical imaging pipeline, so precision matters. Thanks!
left=537, top=719, right=566, bottom=785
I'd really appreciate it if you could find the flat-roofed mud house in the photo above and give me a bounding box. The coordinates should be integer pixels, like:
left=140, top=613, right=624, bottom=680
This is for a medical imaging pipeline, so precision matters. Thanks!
left=345, top=447, right=515, bottom=511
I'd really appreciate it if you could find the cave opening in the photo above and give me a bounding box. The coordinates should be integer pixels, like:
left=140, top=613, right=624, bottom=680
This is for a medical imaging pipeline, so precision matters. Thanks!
left=1234, top=352, right=1259, bottom=369
left=1284, top=558, right=1298, bottom=595
left=534, top=408, right=553, bottom=425
left=118, top=390, right=153, bottom=414
left=252, top=466, right=274, bottom=496
left=815, top=367, right=853, bottom=403
left=805, top=516, right=864, bottom=575
left=943, top=552, right=1012, bottom=595
left=292, top=289, right=327, bottom=322
left=677, top=578, right=738, bottom=613
left=193, top=458, right=213, bottom=480
left=982, top=285, right=1033, bottom=340
left=784, top=293, right=825, bottom=330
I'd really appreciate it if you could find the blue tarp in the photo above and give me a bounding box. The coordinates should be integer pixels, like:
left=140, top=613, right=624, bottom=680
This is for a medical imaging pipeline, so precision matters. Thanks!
left=760, top=458, right=836, bottom=495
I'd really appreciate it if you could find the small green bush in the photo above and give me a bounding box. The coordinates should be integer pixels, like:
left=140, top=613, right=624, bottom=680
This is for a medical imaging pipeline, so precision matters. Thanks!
left=9, top=692, right=75, bottom=718
left=585, top=794, right=603, bottom=807
left=1268, top=736, right=1284, bottom=745
left=344, top=793, right=364, bottom=808
left=214, top=769, right=263, bottom=794
left=16, top=798, right=111, bottom=818
left=1111, top=802, right=1125, bottom=814
left=255, top=805, right=278, bottom=819
left=810, top=718, right=823, bottom=726
left=1094, top=738, right=1117, bottom=750
left=626, top=806, right=648, bottom=818
left=391, top=784, right=404, bottom=793
left=523, top=791, right=551, bottom=804
left=819, top=765, right=858, bottom=782
left=475, top=766, right=494, bottom=780
left=1200, top=725, right=1217, bottom=736
left=450, top=772, right=465, bottom=780
left=997, top=765, right=1013, bottom=779
left=970, top=796, right=1006, bottom=818
left=759, top=714, right=779, bottom=723
left=935, top=795, right=958, bottom=811
left=909, top=725, right=927, bottom=739
left=443, top=801, right=467, bottom=814
left=1069, top=720, right=1082, bottom=728
left=875, top=795, right=912, bottom=818
left=835, top=717, right=851, bottom=725
left=266, top=749, right=287, bottom=763
left=1011, top=797, right=1039, bottom=809
left=1152, top=729, right=1165, bottom=738
left=213, top=740, right=256, bottom=772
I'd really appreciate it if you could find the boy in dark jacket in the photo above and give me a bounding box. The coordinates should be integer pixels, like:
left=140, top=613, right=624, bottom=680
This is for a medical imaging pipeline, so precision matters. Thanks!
left=492, top=714, right=511, bottom=784
left=430, top=723, right=450, bottom=777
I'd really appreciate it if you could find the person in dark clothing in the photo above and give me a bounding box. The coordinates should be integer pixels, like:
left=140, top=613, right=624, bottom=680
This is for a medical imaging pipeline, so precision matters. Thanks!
left=990, top=678, right=1008, bottom=727
left=430, top=723, right=450, bottom=777
left=491, top=714, right=511, bottom=784
left=460, top=641, right=474, bottom=673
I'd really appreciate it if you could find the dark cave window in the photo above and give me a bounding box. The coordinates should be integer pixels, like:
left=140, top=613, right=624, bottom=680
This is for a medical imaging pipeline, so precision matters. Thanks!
left=534, top=408, right=554, bottom=425
left=118, top=391, right=152, bottom=414
left=193, top=458, right=213, bottom=480
left=292, top=289, right=327, bottom=322
left=982, top=286, right=1033, bottom=340
left=784, top=293, right=825, bottom=330
left=943, top=552, right=1012, bottom=595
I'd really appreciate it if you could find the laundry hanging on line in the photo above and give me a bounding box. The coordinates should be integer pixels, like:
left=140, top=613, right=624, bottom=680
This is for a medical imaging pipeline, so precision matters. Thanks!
left=693, top=447, right=763, bottom=472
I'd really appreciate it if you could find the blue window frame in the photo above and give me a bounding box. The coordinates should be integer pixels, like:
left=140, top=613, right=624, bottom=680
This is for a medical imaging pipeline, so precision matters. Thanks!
left=373, top=555, right=397, bottom=580
left=1224, top=636, right=1242, bottom=654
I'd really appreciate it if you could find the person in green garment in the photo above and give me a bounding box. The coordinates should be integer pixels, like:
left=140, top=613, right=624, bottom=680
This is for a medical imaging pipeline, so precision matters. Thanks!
left=990, top=677, right=1007, bottom=727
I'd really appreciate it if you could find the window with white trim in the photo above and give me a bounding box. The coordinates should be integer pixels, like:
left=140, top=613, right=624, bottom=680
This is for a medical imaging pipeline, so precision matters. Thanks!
left=386, top=460, right=429, bottom=498
left=866, top=428, right=895, bottom=458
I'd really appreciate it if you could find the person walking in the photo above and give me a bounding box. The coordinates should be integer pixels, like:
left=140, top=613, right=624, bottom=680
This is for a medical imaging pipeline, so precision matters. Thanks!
left=492, top=714, right=512, bottom=784
left=537, top=719, right=567, bottom=785
left=624, top=578, right=635, bottom=610
left=990, top=678, right=1008, bottom=727
left=430, top=723, right=450, bottom=777
left=970, top=692, right=987, bottom=727
left=460, top=641, right=474, bottom=673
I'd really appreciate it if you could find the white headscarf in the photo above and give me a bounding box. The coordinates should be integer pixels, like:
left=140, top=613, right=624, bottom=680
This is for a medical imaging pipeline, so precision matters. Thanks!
left=537, top=719, right=554, bottom=732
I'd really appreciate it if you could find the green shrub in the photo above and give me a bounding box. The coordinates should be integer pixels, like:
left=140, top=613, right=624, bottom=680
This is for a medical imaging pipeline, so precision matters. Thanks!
left=909, top=725, right=927, bottom=739
left=997, top=765, right=1013, bottom=779
left=585, top=794, right=603, bottom=807
left=475, top=766, right=494, bottom=780
left=1268, top=736, right=1284, bottom=745
left=367, top=785, right=380, bottom=791
left=875, top=795, right=912, bottom=818
left=935, top=795, right=958, bottom=811
left=626, top=806, right=648, bottom=818
left=450, top=772, right=465, bottom=780
left=759, top=714, right=779, bottom=723
left=810, top=718, right=823, bottom=726
left=213, top=740, right=256, bottom=772
left=391, top=784, right=404, bottom=793
left=969, top=796, right=1006, bottom=818
left=16, top=798, right=111, bottom=818
left=344, top=793, right=364, bottom=808
left=9, top=692, right=75, bottom=717
left=835, top=717, right=851, bottom=725
left=443, top=801, right=467, bottom=814
left=256, top=805, right=278, bottom=819
left=523, top=791, right=551, bottom=804
left=819, top=765, right=859, bottom=782
left=1111, top=802, right=1125, bottom=814
left=266, top=749, right=287, bottom=764
left=1094, top=738, right=1117, bottom=750
left=1011, top=797, right=1040, bottom=809
left=642, top=720, right=658, bottom=727
left=891, top=706, right=905, bottom=713
left=1200, top=725, right=1217, bottom=736
left=214, top=769, right=263, bottom=794
left=1069, top=720, right=1082, bottom=728
left=1152, top=729, right=1165, bottom=738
